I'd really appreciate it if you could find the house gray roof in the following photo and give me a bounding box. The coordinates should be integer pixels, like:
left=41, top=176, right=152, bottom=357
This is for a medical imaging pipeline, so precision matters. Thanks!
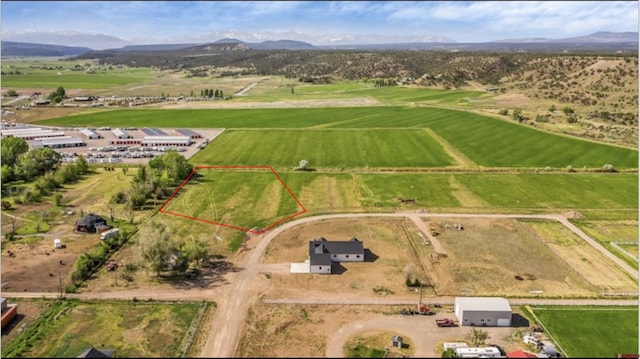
left=309, top=237, right=364, bottom=256
left=308, top=237, right=364, bottom=266
left=309, top=253, right=332, bottom=266
left=75, top=214, right=106, bottom=227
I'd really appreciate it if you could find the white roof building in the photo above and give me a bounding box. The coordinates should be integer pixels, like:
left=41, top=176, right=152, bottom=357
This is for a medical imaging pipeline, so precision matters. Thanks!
left=141, top=136, right=192, bottom=147
left=112, top=128, right=133, bottom=139
left=81, top=128, right=102, bottom=139
left=33, top=137, right=86, bottom=149
left=12, top=131, right=66, bottom=140
left=454, top=297, right=512, bottom=327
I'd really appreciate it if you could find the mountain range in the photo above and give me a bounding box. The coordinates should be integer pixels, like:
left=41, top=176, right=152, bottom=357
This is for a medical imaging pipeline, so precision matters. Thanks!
left=1, top=31, right=637, bottom=57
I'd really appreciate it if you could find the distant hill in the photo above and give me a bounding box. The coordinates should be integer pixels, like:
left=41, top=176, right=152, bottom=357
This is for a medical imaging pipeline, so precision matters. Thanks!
left=1, top=41, right=92, bottom=57
left=109, top=43, right=201, bottom=52
left=212, top=38, right=315, bottom=50
left=494, top=31, right=638, bottom=44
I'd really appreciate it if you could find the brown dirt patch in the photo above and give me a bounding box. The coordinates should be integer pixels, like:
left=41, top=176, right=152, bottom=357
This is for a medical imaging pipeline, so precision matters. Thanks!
left=491, top=93, right=531, bottom=107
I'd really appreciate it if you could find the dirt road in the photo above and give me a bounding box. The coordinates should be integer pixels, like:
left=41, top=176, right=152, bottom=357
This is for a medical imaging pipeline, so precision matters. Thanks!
left=3, top=211, right=637, bottom=358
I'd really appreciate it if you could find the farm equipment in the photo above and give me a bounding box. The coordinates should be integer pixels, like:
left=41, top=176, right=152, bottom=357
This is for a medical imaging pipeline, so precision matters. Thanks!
left=435, top=318, right=458, bottom=327
left=401, top=303, right=434, bottom=315
left=402, top=285, right=435, bottom=315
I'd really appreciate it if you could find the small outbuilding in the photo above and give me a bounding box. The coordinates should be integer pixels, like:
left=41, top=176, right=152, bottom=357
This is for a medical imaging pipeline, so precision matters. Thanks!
left=75, top=214, right=107, bottom=233
left=454, top=297, right=512, bottom=327
left=390, top=335, right=403, bottom=348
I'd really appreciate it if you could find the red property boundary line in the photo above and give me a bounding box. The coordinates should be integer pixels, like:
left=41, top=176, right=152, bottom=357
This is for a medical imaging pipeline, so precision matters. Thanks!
left=159, top=166, right=307, bottom=234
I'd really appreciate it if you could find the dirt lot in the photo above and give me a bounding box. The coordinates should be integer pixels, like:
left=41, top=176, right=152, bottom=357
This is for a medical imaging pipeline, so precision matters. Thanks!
left=258, top=217, right=616, bottom=299
left=238, top=302, right=533, bottom=357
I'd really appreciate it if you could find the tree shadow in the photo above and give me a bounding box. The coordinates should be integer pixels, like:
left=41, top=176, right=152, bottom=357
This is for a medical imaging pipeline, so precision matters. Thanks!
left=157, top=256, right=244, bottom=289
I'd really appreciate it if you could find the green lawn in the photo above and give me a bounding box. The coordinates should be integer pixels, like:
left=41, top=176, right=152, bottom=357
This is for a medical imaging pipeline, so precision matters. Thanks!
left=530, top=306, right=638, bottom=358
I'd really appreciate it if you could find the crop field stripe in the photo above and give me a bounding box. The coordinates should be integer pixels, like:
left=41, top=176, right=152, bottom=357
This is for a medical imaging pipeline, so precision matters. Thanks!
left=40, top=107, right=638, bottom=168
left=191, top=129, right=455, bottom=168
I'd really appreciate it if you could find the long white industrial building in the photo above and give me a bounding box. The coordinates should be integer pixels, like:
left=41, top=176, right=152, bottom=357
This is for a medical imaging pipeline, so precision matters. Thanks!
left=141, top=136, right=192, bottom=147
left=10, top=131, right=67, bottom=140
left=32, top=137, right=86, bottom=149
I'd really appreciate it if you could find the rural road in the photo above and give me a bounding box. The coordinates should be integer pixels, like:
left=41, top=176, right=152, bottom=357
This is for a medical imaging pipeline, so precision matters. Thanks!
left=3, top=95, right=30, bottom=106
left=3, top=211, right=638, bottom=358
left=233, top=82, right=257, bottom=96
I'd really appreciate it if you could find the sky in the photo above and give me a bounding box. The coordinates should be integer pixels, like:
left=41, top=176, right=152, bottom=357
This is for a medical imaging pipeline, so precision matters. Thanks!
left=1, top=1, right=638, bottom=46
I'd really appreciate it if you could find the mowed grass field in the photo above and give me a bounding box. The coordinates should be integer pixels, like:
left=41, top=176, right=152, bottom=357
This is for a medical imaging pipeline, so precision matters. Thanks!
left=38, top=106, right=638, bottom=168
left=530, top=306, right=638, bottom=358
left=189, top=129, right=454, bottom=168
left=158, top=171, right=637, bottom=249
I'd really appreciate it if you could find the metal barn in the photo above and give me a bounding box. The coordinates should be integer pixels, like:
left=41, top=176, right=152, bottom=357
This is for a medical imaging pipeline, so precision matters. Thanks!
left=454, top=297, right=512, bottom=327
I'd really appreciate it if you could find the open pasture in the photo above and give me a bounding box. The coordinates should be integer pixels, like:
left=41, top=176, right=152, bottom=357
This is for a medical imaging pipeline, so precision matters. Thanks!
left=454, top=173, right=639, bottom=209
left=1, top=68, right=156, bottom=89
left=189, top=129, right=454, bottom=169
left=161, top=169, right=304, bottom=232
left=163, top=171, right=637, bottom=225
left=530, top=306, right=638, bottom=358
left=38, top=106, right=638, bottom=169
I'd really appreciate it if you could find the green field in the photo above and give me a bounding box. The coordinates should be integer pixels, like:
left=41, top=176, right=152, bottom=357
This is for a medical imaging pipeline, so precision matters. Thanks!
left=161, top=169, right=304, bottom=230
left=190, top=129, right=454, bottom=168
left=530, top=306, right=639, bottom=358
left=455, top=173, right=639, bottom=209
left=161, top=172, right=638, bottom=228
left=1, top=299, right=205, bottom=358
left=2, top=59, right=156, bottom=89
left=38, top=106, right=638, bottom=168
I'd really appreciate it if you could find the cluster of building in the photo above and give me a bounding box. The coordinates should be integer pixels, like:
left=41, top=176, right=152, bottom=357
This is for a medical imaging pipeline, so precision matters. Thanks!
left=0, top=125, right=202, bottom=150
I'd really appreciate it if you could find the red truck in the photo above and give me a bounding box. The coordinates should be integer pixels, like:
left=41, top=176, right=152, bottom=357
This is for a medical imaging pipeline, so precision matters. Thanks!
left=435, top=318, right=458, bottom=327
